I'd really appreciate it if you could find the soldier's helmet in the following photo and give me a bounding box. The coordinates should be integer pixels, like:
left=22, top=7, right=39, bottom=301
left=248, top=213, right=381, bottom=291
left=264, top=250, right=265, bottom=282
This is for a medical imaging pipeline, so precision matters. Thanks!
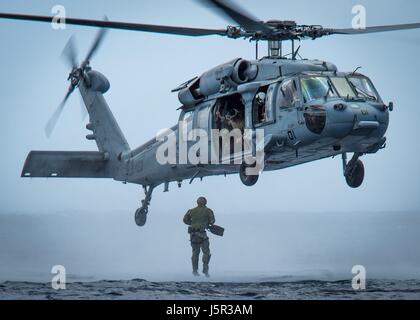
left=256, top=92, right=266, bottom=105
left=197, top=197, right=207, bottom=206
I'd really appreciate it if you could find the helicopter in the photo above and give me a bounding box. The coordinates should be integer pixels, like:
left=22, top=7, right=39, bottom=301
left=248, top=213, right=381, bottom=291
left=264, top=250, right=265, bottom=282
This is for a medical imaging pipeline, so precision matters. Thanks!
left=1, top=0, right=419, bottom=227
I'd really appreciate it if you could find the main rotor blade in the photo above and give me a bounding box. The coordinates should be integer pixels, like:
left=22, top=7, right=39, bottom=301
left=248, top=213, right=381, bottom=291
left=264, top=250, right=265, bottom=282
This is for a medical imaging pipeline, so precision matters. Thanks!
left=61, top=36, right=78, bottom=69
left=0, top=12, right=227, bottom=37
left=83, top=21, right=108, bottom=65
left=199, top=0, right=271, bottom=33
left=45, top=86, right=74, bottom=138
left=327, top=22, right=420, bottom=36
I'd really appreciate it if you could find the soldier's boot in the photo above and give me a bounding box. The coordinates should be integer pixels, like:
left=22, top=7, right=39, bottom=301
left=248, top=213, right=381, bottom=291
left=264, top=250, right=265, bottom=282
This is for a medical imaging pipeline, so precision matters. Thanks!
left=202, top=240, right=211, bottom=277
left=203, top=264, right=210, bottom=278
left=192, top=248, right=200, bottom=276
left=202, top=253, right=211, bottom=278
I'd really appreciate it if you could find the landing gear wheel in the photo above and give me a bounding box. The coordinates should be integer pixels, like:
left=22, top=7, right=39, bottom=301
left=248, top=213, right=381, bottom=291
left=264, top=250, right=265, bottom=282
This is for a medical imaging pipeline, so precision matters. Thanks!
left=135, top=207, right=148, bottom=227
left=345, top=159, right=365, bottom=188
left=239, top=163, right=259, bottom=187
left=134, top=185, right=154, bottom=227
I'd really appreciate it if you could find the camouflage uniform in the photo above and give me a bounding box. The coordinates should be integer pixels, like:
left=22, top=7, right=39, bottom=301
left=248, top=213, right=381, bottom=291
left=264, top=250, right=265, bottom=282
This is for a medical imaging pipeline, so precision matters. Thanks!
left=183, top=198, right=215, bottom=276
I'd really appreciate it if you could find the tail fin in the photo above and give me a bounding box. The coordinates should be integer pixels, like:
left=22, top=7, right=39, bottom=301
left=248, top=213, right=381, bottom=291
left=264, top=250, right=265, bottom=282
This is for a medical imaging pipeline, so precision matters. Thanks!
left=21, top=70, right=129, bottom=180
left=79, top=70, right=130, bottom=159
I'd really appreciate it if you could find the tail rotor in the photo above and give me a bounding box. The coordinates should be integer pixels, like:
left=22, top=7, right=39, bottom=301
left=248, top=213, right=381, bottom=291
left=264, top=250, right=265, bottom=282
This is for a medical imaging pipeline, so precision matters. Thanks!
left=44, top=20, right=108, bottom=138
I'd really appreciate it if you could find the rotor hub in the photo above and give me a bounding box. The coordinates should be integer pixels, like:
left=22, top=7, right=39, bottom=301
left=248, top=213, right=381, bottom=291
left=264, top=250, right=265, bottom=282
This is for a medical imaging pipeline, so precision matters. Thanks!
left=266, top=20, right=297, bottom=29
left=68, top=69, right=81, bottom=87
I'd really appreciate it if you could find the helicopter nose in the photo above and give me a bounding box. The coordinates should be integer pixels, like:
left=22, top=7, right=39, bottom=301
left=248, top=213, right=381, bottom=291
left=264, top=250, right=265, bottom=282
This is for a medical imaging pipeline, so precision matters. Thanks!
left=325, top=101, right=389, bottom=140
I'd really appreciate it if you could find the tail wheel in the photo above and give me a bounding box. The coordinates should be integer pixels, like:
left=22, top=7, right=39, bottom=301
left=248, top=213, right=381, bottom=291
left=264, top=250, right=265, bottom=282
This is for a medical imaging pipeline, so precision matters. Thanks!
left=345, top=159, right=365, bottom=188
left=239, top=163, right=259, bottom=187
left=135, top=207, right=148, bottom=227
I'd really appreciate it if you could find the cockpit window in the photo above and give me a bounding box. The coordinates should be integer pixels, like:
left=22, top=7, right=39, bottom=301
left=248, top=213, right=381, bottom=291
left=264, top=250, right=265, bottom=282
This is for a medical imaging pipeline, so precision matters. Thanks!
left=348, top=76, right=378, bottom=101
left=301, top=77, right=334, bottom=103
left=279, top=79, right=299, bottom=107
left=330, top=77, right=356, bottom=98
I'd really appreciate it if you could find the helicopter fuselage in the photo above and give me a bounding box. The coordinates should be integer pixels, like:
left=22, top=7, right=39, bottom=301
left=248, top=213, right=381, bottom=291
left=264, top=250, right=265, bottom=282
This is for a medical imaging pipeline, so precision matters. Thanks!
left=115, top=57, right=389, bottom=188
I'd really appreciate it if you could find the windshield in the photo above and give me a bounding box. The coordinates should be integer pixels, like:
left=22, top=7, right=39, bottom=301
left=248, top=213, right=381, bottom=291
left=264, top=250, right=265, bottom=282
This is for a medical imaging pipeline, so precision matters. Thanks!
left=348, top=76, right=379, bottom=101
left=330, top=77, right=356, bottom=98
left=301, top=76, right=334, bottom=103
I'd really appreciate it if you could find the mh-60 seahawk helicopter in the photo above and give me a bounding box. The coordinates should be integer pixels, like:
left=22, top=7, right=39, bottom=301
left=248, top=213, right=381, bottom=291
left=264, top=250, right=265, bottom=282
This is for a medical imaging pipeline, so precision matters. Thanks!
left=1, top=0, right=419, bottom=226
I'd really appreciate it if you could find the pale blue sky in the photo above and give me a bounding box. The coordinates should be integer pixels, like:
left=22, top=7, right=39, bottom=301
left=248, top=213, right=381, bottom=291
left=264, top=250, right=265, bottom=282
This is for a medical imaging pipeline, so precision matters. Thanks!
left=1, top=0, right=420, bottom=215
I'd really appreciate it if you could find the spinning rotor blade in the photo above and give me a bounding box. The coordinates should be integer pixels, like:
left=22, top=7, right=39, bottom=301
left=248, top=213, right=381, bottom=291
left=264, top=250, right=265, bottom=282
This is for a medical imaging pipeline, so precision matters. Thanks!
left=2, top=1, right=420, bottom=42
left=83, top=22, right=108, bottom=66
left=199, top=0, right=271, bottom=33
left=45, top=26, right=109, bottom=138
left=0, top=12, right=227, bottom=37
left=327, top=22, right=420, bottom=36
left=61, top=36, right=78, bottom=69
left=2, top=3, right=420, bottom=45
left=45, top=85, right=75, bottom=138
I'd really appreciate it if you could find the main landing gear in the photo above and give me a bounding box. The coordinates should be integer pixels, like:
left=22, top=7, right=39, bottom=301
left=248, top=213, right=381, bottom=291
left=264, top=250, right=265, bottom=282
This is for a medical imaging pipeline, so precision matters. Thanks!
left=135, top=185, right=154, bottom=227
left=342, top=153, right=365, bottom=188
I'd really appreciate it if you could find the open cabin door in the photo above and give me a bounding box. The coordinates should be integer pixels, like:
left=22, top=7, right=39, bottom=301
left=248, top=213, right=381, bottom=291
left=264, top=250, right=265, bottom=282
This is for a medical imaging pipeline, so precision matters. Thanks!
left=210, top=93, right=246, bottom=164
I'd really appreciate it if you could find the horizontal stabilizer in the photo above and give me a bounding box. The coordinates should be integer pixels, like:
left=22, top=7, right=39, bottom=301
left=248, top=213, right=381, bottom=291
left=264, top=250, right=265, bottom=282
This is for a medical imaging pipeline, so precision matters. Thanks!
left=21, top=151, right=113, bottom=178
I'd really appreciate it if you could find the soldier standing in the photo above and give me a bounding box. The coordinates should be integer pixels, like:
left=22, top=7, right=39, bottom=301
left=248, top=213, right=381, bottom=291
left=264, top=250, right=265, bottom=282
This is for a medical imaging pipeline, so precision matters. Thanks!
left=183, top=197, right=215, bottom=277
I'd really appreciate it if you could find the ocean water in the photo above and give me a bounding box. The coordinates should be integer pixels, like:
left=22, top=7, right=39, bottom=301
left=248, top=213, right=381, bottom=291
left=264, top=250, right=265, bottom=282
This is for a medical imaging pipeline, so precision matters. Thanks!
left=1, top=211, right=420, bottom=300
left=1, top=278, right=420, bottom=300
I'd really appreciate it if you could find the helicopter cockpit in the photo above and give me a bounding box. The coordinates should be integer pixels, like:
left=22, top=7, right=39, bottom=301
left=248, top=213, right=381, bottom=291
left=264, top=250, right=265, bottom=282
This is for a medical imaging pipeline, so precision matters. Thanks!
left=301, top=76, right=333, bottom=102
left=300, top=74, right=380, bottom=103
left=347, top=76, right=380, bottom=101
left=297, top=73, right=383, bottom=136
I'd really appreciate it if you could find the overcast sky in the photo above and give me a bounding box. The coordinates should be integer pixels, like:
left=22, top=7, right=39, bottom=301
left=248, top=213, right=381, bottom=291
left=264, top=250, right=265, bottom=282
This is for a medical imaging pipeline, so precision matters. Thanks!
left=0, top=0, right=420, bottom=281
